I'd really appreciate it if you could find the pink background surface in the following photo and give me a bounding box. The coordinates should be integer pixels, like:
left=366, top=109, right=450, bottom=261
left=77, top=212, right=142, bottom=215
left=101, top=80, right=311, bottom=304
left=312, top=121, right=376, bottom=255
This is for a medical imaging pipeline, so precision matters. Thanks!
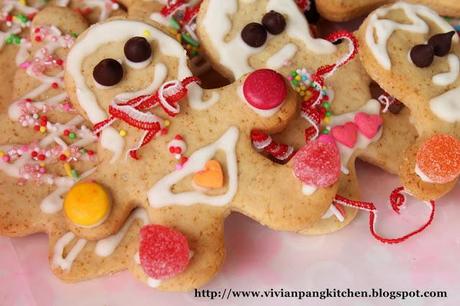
left=1, top=161, right=460, bottom=306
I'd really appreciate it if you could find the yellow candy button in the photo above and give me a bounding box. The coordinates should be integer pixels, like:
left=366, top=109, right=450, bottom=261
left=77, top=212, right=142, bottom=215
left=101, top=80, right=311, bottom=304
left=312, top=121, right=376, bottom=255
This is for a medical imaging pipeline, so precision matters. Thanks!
left=64, top=182, right=111, bottom=227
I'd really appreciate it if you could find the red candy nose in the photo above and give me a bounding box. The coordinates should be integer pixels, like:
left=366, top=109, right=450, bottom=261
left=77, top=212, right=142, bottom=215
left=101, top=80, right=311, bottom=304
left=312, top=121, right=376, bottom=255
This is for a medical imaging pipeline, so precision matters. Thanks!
left=139, top=224, right=190, bottom=280
left=243, top=69, right=287, bottom=110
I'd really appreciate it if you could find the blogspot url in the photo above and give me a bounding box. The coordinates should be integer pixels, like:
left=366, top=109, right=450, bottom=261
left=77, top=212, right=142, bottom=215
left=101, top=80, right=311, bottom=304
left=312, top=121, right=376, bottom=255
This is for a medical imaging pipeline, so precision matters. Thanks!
left=194, top=288, right=447, bottom=301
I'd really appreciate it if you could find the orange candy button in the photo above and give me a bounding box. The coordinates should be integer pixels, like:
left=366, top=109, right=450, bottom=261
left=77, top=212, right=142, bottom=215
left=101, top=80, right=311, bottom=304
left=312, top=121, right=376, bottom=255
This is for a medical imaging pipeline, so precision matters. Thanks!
left=193, top=160, right=224, bottom=189
left=416, top=134, right=460, bottom=184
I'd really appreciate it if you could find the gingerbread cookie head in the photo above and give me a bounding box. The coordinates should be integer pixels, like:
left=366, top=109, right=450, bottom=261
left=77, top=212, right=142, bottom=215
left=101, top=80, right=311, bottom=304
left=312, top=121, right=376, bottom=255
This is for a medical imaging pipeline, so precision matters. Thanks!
left=358, top=2, right=460, bottom=200
left=316, top=0, right=460, bottom=22
left=63, top=17, right=340, bottom=290
left=128, top=0, right=214, bottom=76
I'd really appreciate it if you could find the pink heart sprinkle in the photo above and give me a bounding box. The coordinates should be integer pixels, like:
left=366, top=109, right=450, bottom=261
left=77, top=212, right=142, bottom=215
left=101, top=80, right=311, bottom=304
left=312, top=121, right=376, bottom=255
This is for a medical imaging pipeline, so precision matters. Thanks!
left=331, top=122, right=358, bottom=148
left=354, top=112, right=383, bottom=139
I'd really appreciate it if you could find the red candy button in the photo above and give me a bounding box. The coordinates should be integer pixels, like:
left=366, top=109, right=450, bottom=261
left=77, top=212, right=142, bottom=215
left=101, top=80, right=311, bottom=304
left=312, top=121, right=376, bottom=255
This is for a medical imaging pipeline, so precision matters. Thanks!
left=243, top=69, right=287, bottom=110
left=139, top=224, right=190, bottom=280
left=293, top=135, right=341, bottom=187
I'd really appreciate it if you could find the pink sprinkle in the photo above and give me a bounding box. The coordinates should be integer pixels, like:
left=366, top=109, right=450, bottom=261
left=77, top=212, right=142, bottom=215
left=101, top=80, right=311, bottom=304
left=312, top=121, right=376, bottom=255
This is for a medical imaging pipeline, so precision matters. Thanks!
left=19, top=61, right=31, bottom=69
left=2, top=155, right=11, bottom=163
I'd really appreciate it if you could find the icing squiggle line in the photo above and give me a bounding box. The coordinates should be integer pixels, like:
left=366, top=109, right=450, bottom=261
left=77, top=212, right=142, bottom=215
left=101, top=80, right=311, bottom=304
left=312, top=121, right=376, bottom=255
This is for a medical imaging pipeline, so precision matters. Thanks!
left=366, top=2, right=457, bottom=70
left=53, top=208, right=149, bottom=270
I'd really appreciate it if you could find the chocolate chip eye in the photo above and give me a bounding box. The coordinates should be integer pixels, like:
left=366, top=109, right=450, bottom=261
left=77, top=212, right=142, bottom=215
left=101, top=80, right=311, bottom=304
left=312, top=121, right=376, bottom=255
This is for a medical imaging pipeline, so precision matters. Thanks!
left=262, top=10, right=286, bottom=35
left=428, top=31, right=455, bottom=57
left=124, top=36, right=152, bottom=63
left=93, top=58, right=124, bottom=87
left=241, top=22, right=267, bottom=48
left=410, top=44, right=434, bottom=68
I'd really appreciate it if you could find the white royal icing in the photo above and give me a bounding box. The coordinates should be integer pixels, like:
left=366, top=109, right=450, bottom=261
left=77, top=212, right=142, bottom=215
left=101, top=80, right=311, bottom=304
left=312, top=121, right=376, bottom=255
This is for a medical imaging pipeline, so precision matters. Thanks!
left=432, top=54, right=460, bottom=86
left=302, top=184, right=317, bottom=195
left=331, top=100, right=383, bottom=175
left=321, top=204, right=345, bottom=222
left=415, top=164, right=435, bottom=183
left=266, top=43, right=298, bottom=69
left=95, top=208, right=149, bottom=257
left=201, top=0, right=335, bottom=79
left=125, top=56, right=153, bottom=70
left=52, top=232, right=88, bottom=271
left=66, top=20, right=218, bottom=162
left=53, top=208, right=150, bottom=271
left=430, top=87, right=460, bottom=122
left=114, top=63, right=168, bottom=102
left=148, top=127, right=239, bottom=208
left=365, top=2, right=458, bottom=70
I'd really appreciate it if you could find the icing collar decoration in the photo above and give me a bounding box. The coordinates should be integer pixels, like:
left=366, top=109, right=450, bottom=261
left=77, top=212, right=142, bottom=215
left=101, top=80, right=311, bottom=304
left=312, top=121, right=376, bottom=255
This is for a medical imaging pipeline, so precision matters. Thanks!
left=93, top=76, right=200, bottom=159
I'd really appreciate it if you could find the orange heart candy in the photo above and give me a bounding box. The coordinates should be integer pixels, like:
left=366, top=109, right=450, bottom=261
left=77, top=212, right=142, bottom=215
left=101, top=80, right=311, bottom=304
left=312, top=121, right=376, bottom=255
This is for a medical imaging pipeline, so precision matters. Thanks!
left=193, top=160, right=224, bottom=189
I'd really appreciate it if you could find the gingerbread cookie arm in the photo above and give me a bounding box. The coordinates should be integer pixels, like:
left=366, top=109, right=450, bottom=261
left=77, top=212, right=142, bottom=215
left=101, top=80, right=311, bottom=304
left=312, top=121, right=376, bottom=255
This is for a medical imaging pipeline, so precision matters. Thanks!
left=231, top=135, right=337, bottom=231
left=360, top=109, right=418, bottom=175
left=131, top=205, right=226, bottom=291
left=300, top=159, right=360, bottom=235
left=399, top=139, right=458, bottom=201
left=49, top=207, right=147, bottom=282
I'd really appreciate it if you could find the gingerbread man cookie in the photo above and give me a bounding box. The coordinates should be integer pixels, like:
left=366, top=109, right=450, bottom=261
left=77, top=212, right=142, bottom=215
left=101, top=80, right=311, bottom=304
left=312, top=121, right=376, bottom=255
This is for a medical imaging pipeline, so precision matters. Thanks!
left=0, top=5, right=147, bottom=284
left=316, top=0, right=460, bottom=22
left=195, top=0, right=421, bottom=234
left=60, top=17, right=339, bottom=290
left=358, top=2, right=460, bottom=200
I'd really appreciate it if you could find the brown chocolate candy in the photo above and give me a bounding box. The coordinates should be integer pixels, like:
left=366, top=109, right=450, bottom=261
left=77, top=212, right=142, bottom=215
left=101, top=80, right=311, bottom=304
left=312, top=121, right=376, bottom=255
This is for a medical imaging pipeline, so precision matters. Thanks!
left=124, top=36, right=152, bottom=63
left=93, top=58, right=124, bottom=87
left=428, top=31, right=455, bottom=57
left=410, top=44, right=434, bottom=68
left=262, top=10, right=286, bottom=35
left=241, top=22, right=267, bottom=48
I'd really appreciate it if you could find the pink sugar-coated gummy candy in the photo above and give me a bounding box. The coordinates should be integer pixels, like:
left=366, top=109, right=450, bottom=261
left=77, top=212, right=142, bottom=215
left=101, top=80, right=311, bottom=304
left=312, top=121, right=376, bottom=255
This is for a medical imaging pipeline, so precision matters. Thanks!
left=318, top=134, right=335, bottom=144
left=243, top=69, right=287, bottom=110
left=293, top=139, right=341, bottom=187
left=139, top=224, right=190, bottom=280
